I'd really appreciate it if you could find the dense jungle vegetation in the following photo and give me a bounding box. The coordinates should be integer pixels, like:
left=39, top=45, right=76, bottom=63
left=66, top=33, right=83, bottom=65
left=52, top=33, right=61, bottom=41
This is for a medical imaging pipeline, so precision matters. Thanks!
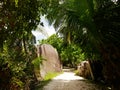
left=40, top=34, right=86, bottom=68
left=0, top=0, right=120, bottom=89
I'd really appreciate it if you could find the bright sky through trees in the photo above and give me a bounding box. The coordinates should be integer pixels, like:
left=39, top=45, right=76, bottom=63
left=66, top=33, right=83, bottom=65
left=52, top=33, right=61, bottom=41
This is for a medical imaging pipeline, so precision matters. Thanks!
left=32, top=16, right=56, bottom=44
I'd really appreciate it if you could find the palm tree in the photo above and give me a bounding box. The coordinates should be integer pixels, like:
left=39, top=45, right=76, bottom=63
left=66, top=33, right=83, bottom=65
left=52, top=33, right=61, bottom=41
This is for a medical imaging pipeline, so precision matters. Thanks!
left=43, top=0, right=120, bottom=58
left=44, top=0, right=101, bottom=57
left=40, top=0, right=120, bottom=89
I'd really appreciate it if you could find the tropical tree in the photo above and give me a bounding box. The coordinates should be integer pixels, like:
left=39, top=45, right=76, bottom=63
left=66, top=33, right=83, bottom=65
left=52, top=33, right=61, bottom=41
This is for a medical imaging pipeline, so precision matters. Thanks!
left=0, top=0, right=41, bottom=89
left=39, top=0, right=101, bottom=59
left=40, top=34, right=86, bottom=68
left=60, top=43, right=85, bottom=67
left=40, top=0, right=120, bottom=89
left=40, top=34, right=63, bottom=54
left=93, top=1, right=120, bottom=88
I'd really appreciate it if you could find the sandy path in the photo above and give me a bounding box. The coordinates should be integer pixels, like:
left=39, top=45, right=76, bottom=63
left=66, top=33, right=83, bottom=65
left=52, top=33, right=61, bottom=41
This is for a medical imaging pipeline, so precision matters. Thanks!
left=43, top=72, right=103, bottom=90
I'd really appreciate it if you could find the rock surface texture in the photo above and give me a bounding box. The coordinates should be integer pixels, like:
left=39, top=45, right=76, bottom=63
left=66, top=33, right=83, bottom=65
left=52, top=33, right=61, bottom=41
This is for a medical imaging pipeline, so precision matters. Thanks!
left=77, top=61, right=91, bottom=79
left=37, top=44, right=62, bottom=78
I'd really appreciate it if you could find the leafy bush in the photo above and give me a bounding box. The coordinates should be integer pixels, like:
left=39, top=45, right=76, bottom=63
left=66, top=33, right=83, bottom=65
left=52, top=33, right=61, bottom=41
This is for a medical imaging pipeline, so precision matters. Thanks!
left=60, top=44, right=86, bottom=67
left=32, top=56, right=46, bottom=69
left=0, top=44, right=36, bottom=90
left=40, top=34, right=86, bottom=68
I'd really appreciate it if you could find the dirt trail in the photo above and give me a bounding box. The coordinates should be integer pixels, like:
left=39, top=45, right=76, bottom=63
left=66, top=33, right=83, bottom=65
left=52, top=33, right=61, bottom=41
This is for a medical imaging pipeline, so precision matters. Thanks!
left=42, top=72, right=104, bottom=90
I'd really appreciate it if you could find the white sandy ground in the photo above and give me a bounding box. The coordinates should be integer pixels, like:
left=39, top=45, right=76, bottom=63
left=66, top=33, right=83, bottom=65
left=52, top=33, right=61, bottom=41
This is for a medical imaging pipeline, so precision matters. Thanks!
left=42, top=72, right=104, bottom=90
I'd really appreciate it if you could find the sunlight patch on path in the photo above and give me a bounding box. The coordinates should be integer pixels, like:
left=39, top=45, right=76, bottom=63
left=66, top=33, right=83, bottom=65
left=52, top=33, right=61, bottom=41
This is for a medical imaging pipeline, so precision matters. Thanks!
left=43, top=72, right=103, bottom=90
left=53, top=72, right=84, bottom=80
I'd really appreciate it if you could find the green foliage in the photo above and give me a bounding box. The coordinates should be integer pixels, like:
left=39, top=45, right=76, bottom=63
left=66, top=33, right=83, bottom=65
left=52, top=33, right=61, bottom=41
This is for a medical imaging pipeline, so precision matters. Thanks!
left=35, top=72, right=62, bottom=90
left=0, top=43, right=37, bottom=90
left=32, top=56, right=46, bottom=69
left=39, top=0, right=120, bottom=60
left=38, top=0, right=100, bottom=60
left=74, top=70, right=80, bottom=76
left=0, top=0, right=41, bottom=48
left=40, top=34, right=86, bottom=67
left=0, top=46, right=27, bottom=89
left=60, top=44, right=85, bottom=67
left=39, top=0, right=120, bottom=88
left=44, top=72, right=62, bottom=81
left=40, top=34, right=63, bottom=54
left=0, top=0, right=41, bottom=89
left=10, top=77, right=24, bottom=88
left=1, top=0, right=119, bottom=89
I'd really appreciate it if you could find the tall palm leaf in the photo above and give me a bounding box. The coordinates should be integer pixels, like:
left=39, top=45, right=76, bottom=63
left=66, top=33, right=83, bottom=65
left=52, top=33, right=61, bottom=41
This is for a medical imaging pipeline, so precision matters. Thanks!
left=47, top=0, right=101, bottom=57
left=40, top=0, right=120, bottom=88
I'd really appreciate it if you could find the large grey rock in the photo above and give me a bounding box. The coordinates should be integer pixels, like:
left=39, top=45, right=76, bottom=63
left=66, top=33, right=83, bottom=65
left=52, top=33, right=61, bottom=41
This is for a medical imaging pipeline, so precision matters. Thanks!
left=37, top=44, right=62, bottom=78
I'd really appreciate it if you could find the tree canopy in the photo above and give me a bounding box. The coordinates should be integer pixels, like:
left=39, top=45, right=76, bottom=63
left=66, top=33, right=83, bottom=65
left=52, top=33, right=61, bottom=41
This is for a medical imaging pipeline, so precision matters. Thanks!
left=0, top=0, right=120, bottom=89
left=0, top=0, right=40, bottom=48
left=0, top=0, right=41, bottom=89
left=39, top=0, right=120, bottom=89
left=40, top=34, right=86, bottom=67
left=40, top=0, right=120, bottom=59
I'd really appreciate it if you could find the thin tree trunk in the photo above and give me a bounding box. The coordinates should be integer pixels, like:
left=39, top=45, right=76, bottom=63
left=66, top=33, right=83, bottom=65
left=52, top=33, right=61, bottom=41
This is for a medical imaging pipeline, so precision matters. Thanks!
left=88, top=60, right=94, bottom=80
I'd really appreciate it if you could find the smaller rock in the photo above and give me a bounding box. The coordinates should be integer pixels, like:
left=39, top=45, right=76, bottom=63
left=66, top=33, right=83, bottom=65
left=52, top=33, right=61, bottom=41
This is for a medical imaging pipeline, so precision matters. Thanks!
left=77, top=61, right=91, bottom=79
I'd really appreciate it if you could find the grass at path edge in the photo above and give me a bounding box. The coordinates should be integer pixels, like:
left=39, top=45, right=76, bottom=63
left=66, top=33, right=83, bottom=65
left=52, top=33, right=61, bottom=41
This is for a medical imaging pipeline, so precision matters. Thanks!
left=35, top=72, right=63, bottom=90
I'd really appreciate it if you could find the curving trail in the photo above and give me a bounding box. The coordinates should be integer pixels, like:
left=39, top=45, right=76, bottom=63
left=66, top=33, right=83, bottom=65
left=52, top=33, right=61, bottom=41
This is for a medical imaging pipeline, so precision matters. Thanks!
left=42, top=72, right=103, bottom=90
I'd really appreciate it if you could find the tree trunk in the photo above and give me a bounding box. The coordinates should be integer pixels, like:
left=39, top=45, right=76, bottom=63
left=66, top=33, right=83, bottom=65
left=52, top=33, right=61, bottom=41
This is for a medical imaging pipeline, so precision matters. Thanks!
left=88, top=60, right=94, bottom=80
left=101, top=44, right=120, bottom=89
